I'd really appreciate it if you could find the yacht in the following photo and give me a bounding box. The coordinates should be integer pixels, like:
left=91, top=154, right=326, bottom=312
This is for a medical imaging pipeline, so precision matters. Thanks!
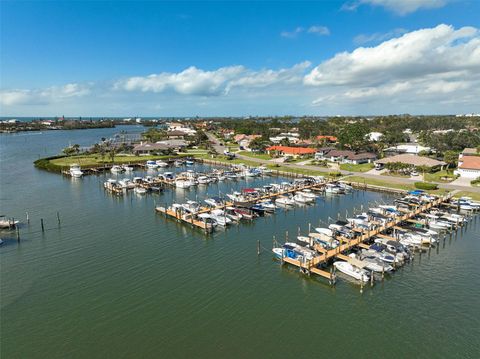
left=69, top=164, right=83, bottom=178
left=134, top=186, right=147, bottom=195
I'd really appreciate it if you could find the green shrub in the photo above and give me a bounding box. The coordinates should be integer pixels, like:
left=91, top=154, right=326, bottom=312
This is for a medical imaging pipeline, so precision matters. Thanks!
left=328, top=171, right=342, bottom=178
left=414, top=182, right=438, bottom=190
left=471, top=177, right=480, bottom=186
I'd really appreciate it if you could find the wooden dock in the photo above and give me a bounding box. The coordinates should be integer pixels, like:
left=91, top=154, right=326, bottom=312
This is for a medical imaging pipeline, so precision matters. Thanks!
left=278, top=193, right=453, bottom=283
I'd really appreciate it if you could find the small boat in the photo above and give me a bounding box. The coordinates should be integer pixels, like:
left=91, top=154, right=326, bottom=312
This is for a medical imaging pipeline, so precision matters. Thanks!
left=185, top=160, right=195, bottom=166
left=174, top=159, right=184, bottom=167
left=122, top=164, right=134, bottom=172
left=69, top=164, right=83, bottom=178
left=204, top=197, right=224, bottom=207
left=175, top=179, right=191, bottom=189
left=182, top=201, right=201, bottom=214
left=293, top=194, right=313, bottom=204
left=146, top=160, right=159, bottom=169
left=110, top=165, right=125, bottom=173
left=298, top=189, right=317, bottom=200
left=234, top=207, right=255, bottom=220
left=197, top=176, right=211, bottom=185
left=210, top=209, right=232, bottom=226
left=0, top=216, right=19, bottom=229
left=259, top=200, right=277, bottom=212
left=225, top=207, right=242, bottom=221
left=249, top=204, right=266, bottom=215
left=275, top=196, right=295, bottom=206
left=156, top=160, right=168, bottom=168
left=134, top=186, right=147, bottom=195
left=333, top=261, right=370, bottom=282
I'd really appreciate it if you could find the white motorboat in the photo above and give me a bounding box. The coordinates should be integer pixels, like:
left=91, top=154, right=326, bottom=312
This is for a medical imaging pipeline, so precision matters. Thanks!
left=259, top=200, right=277, bottom=212
left=293, top=194, right=313, bottom=204
left=175, top=179, right=191, bottom=189
left=182, top=201, right=201, bottom=214
left=134, top=186, right=147, bottom=195
left=146, top=160, right=159, bottom=169
left=315, top=227, right=334, bottom=237
left=122, top=164, right=134, bottom=172
left=333, top=261, right=370, bottom=282
left=110, top=165, right=124, bottom=173
left=275, top=196, right=295, bottom=206
left=69, top=164, right=83, bottom=178
left=325, top=184, right=344, bottom=194
left=204, top=197, right=224, bottom=207
left=156, top=160, right=168, bottom=168
left=298, top=189, right=317, bottom=200
left=0, top=216, right=19, bottom=229
left=210, top=209, right=232, bottom=226
left=197, top=176, right=211, bottom=185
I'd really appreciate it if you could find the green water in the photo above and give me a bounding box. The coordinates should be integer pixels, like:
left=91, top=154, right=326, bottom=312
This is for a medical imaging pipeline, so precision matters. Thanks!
left=1, top=128, right=479, bottom=358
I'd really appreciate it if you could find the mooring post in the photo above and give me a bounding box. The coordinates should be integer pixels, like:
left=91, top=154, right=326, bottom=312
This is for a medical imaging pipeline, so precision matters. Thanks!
left=26, top=212, right=30, bottom=224
left=56, top=211, right=61, bottom=226
left=360, top=279, right=364, bottom=294
left=381, top=264, right=385, bottom=280
left=16, top=227, right=20, bottom=242
left=41, top=218, right=45, bottom=232
left=257, top=240, right=260, bottom=256
left=370, top=270, right=374, bottom=287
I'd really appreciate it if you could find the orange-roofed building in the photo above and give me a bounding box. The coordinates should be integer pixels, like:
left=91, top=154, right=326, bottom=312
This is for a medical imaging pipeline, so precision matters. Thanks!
left=455, top=155, right=480, bottom=179
left=266, top=145, right=316, bottom=158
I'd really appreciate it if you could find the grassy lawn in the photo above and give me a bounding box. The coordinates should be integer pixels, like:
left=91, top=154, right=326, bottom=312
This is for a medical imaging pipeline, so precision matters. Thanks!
left=45, top=153, right=188, bottom=170
left=266, top=164, right=331, bottom=177
left=339, top=163, right=374, bottom=172
left=238, top=151, right=272, bottom=160
left=344, top=175, right=451, bottom=196
left=424, top=170, right=458, bottom=183
left=345, top=175, right=414, bottom=191
left=453, top=191, right=480, bottom=201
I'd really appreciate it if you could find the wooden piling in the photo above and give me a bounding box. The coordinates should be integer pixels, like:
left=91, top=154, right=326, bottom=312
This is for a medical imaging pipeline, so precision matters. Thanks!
left=41, top=218, right=44, bottom=232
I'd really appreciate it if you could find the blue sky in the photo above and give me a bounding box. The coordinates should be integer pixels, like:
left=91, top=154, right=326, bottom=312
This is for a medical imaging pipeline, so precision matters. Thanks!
left=1, top=0, right=479, bottom=116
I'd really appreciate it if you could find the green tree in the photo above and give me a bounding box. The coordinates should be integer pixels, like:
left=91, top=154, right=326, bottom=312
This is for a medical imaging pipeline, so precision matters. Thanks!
left=338, top=122, right=369, bottom=151
left=443, top=150, right=459, bottom=170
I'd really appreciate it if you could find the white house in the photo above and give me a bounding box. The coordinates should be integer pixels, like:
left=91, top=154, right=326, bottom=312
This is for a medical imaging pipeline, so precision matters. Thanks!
left=384, top=143, right=431, bottom=155
left=454, top=148, right=480, bottom=179
left=454, top=156, right=480, bottom=179
left=366, top=132, right=383, bottom=142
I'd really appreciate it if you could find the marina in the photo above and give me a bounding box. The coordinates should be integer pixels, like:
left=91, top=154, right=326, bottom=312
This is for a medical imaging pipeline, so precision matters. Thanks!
left=1, top=128, right=480, bottom=358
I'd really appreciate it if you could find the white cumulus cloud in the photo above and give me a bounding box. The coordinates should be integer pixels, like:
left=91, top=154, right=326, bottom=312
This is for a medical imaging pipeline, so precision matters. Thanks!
left=115, top=62, right=312, bottom=96
left=343, top=0, right=449, bottom=15
left=0, top=83, right=90, bottom=106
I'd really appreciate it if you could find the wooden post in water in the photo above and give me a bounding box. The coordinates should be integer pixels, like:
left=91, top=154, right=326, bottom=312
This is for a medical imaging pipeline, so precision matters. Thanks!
left=16, top=227, right=20, bottom=242
left=56, top=211, right=61, bottom=226
left=41, top=218, right=44, bottom=232
left=26, top=212, right=29, bottom=224
left=370, top=270, right=374, bottom=287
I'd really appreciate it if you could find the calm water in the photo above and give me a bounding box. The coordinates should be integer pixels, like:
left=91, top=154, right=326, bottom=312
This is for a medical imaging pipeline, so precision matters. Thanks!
left=1, top=128, right=479, bottom=358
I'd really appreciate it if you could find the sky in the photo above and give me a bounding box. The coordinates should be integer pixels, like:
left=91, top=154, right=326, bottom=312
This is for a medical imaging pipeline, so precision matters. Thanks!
left=0, top=0, right=479, bottom=117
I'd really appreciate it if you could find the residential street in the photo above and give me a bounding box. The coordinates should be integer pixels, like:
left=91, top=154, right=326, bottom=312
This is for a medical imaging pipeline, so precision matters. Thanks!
left=206, top=132, right=480, bottom=193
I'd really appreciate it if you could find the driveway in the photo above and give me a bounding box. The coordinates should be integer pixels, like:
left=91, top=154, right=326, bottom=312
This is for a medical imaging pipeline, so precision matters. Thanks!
left=449, top=176, right=472, bottom=187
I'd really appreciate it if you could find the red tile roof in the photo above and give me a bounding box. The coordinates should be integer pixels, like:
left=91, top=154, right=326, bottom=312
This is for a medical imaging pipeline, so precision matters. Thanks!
left=266, top=146, right=316, bottom=155
left=459, top=156, right=480, bottom=170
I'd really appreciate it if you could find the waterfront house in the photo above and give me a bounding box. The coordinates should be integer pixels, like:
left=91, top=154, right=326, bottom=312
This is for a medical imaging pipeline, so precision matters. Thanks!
left=316, top=135, right=337, bottom=143
left=375, top=154, right=446, bottom=170
left=454, top=148, right=480, bottom=179
left=266, top=145, right=316, bottom=159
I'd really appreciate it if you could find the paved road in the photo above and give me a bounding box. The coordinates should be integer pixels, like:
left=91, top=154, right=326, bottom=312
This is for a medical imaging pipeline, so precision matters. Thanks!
left=206, top=132, right=480, bottom=193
